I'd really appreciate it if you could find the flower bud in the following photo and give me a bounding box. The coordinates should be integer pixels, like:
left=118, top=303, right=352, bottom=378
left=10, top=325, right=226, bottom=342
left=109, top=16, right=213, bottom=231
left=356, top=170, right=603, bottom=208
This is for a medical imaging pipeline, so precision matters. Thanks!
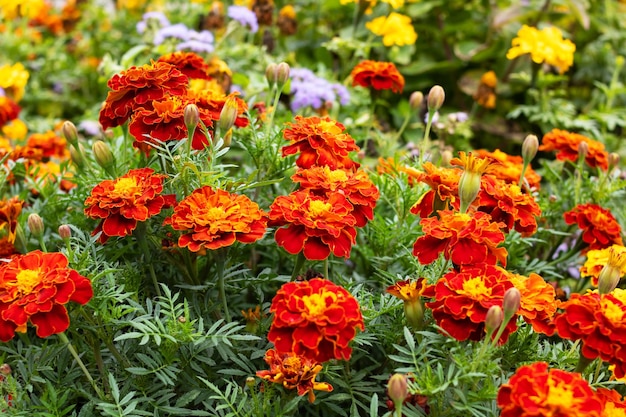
left=608, top=152, right=620, bottom=172
left=485, top=305, right=503, bottom=337
left=222, top=128, right=233, bottom=148
left=578, top=141, right=589, bottom=160
left=265, top=63, right=278, bottom=87
left=58, top=224, right=71, bottom=240
left=218, top=95, right=239, bottom=133
left=503, top=287, right=521, bottom=318
left=403, top=299, right=423, bottom=330
left=458, top=171, right=481, bottom=213
left=28, top=213, right=44, bottom=238
left=409, top=91, right=424, bottom=110
left=0, top=364, right=11, bottom=376
left=387, top=373, right=408, bottom=412
left=427, top=85, right=445, bottom=112
left=598, top=247, right=626, bottom=294
left=70, top=144, right=86, bottom=170
left=276, top=62, right=290, bottom=88
left=62, top=121, right=78, bottom=145
left=93, top=140, right=115, bottom=172
left=246, top=376, right=256, bottom=388
left=522, top=134, right=538, bottom=163
left=184, top=103, right=200, bottom=132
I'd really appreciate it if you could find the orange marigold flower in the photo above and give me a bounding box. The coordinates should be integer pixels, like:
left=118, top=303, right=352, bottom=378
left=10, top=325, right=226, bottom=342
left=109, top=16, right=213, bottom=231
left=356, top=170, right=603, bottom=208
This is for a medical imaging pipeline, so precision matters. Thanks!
left=410, top=162, right=461, bottom=217
left=0, top=197, right=23, bottom=258
left=473, top=71, right=497, bottom=109
left=24, top=131, right=69, bottom=160
left=0, top=250, right=93, bottom=341
left=267, top=278, right=365, bottom=362
left=269, top=189, right=358, bottom=260
left=291, top=166, right=379, bottom=227
left=509, top=272, right=557, bottom=336
left=497, top=362, right=603, bottom=417
left=475, top=149, right=541, bottom=190
left=157, top=51, right=212, bottom=80
left=98, top=61, right=189, bottom=131
left=164, top=186, right=267, bottom=252
left=84, top=168, right=176, bottom=243
left=580, top=245, right=626, bottom=286
left=425, top=263, right=517, bottom=343
left=189, top=89, right=249, bottom=128
left=554, top=289, right=626, bottom=378
left=282, top=116, right=360, bottom=170
left=596, top=388, right=626, bottom=415
left=539, top=129, right=609, bottom=170
left=351, top=60, right=405, bottom=93
left=413, top=210, right=507, bottom=267
left=564, top=204, right=623, bottom=252
left=376, top=157, right=422, bottom=186
left=387, top=278, right=428, bottom=330
left=0, top=96, right=20, bottom=128
left=256, top=349, right=332, bottom=403
left=478, top=175, right=542, bottom=237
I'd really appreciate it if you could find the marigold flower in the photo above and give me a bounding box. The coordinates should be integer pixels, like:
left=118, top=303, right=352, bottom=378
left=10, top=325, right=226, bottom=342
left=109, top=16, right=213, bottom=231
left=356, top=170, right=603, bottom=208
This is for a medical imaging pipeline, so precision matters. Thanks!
left=365, top=12, right=417, bottom=47
left=189, top=89, right=249, bottom=129
left=282, top=116, right=360, bottom=170
left=386, top=278, right=427, bottom=329
left=351, top=60, right=405, bottom=94
left=564, top=204, right=623, bottom=252
left=0, top=96, right=20, bottom=128
left=581, top=245, right=626, bottom=286
left=269, top=189, right=358, bottom=260
left=473, top=71, right=497, bottom=109
left=539, top=129, right=608, bottom=170
left=509, top=272, right=557, bottom=335
left=0, top=197, right=23, bottom=258
left=506, top=25, right=576, bottom=74
left=256, top=349, right=332, bottom=403
left=164, top=186, right=267, bottom=252
left=24, top=131, right=69, bottom=160
left=267, top=278, right=365, bottom=362
left=84, top=168, right=176, bottom=243
left=475, top=149, right=542, bottom=190
left=452, top=151, right=491, bottom=213
left=596, top=387, right=626, bottom=414
left=98, top=61, right=189, bottom=131
left=0, top=250, right=93, bottom=341
left=409, top=162, right=461, bottom=217
left=554, top=289, right=626, bottom=378
left=376, top=157, right=422, bottom=187
left=425, top=263, right=517, bottom=343
left=497, top=362, right=603, bottom=417
left=277, top=4, right=297, bottom=35
left=157, top=51, right=212, bottom=80
left=0, top=63, right=29, bottom=102
left=291, top=166, right=379, bottom=227
left=413, top=210, right=508, bottom=267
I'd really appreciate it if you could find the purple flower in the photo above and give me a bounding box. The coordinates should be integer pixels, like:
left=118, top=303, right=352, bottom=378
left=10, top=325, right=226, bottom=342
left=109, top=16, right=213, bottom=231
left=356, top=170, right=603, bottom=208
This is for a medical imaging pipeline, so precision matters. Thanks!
left=154, top=23, right=190, bottom=45
left=227, top=6, right=258, bottom=33
left=289, top=68, right=350, bottom=112
left=136, top=11, right=170, bottom=34
left=177, top=29, right=214, bottom=53
left=78, top=120, right=102, bottom=137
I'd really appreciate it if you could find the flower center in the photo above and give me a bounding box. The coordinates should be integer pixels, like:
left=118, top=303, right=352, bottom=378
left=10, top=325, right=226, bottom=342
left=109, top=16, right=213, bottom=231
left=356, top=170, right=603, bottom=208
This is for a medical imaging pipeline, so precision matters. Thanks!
left=544, top=380, right=575, bottom=410
left=13, top=269, right=42, bottom=296
left=459, top=277, right=491, bottom=298
left=113, top=177, right=140, bottom=198
left=308, top=200, right=331, bottom=218
left=205, top=207, right=227, bottom=221
left=282, top=355, right=302, bottom=372
left=327, top=168, right=348, bottom=184
left=301, top=291, right=336, bottom=318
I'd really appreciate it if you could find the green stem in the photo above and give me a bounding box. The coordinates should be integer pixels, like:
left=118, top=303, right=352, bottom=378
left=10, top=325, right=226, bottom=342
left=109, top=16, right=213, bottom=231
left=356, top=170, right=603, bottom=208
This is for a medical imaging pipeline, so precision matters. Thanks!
left=491, top=312, right=515, bottom=348
left=518, top=162, right=529, bottom=188
left=419, top=111, right=435, bottom=166
left=57, top=332, right=104, bottom=399
left=37, top=236, right=47, bottom=253
left=216, top=248, right=231, bottom=322
left=393, top=111, right=412, bottom=143
left=323, top=259, right=329, bottom=280
left=264, top=85, right=284, bottom=140
left=134, top=223, right=162, bottom=297
left=575, top=352, right=594, bottom=374
left=291, top=252, right=306, bottom=281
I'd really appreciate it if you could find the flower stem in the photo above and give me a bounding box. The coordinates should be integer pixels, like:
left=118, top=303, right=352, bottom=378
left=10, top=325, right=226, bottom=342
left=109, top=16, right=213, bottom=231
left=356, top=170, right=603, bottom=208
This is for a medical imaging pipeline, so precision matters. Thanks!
left=323, top=259, right=329, bottom=280
left=264, top=85, right=284, bottom=140
left=216, top=248, right=231, bottom=322
left=57, top=332, right=104, bottom=399
left=291, top=252, right=306, bottom=281
left=134, top=222, right=162, bottom=298
left=419, top=111, right=435, bottom=166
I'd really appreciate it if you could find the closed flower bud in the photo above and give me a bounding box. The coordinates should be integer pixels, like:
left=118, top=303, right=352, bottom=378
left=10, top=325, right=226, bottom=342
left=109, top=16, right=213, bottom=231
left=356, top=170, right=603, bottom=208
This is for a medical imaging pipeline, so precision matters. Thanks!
left=276, top=62, right=290, bottom=87
left=265, top=63, right=278, bottom=87
left=222, top=128, right=233, bottom=148
left=218, top=96, right=239, bottom=133
left=485, top=305, right=503, bottom=336
left=28, top=213, right=44, bottom=238
left=246, top=376, right=256, bottom=388
left=387, top=373, right=408, bottom=411
left=93, top=140, right=115, bottom=172
left=458, top=171, right=481, bottom=213
left=403, top=299, right=424, bottom=330
left=70, top=144, right=86, bottom=169
left=58, top=224, right=71, bottom=240
left=427, top=85, right=445, bottom=111
left=0, top=364, right=11, bottom=376
left=62, top=121, right=78, bottom=145
left=578, top=141, right=589, bottom=160
left=503, top=287, right=521, bottom=318
left=184, top=103, right=200, bottom=132
left=522, top=134, right=538, bottom=163
left=608, top=152, right=620, bottom=172
left=409, top=91, right=424, bottom=110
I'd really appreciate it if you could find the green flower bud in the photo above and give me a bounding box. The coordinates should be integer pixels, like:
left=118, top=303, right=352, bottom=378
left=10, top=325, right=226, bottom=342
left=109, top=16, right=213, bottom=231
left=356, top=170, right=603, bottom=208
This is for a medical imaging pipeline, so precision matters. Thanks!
left=427, top=85, right=445, bottom=111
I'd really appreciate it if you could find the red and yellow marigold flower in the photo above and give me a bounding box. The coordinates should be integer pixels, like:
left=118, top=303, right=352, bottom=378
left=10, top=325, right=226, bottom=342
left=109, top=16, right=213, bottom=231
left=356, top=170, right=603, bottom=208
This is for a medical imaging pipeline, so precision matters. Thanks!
left=98, top=61, right=189, bottom=131
left=564, top=203, right=623, bottom=252
left=580, top=244, right=626, bottom=286
left=0, top=197, right=23, bottom=258
left=282, top=116, right=360, bottom=170
left=256, top=348, right=333, bottom=403
left=386, top=278, right=428, bottom=329
left=540, top=129, right=609, bottom=170
left=164, top=186, right=267, bottom=252
left=0, top=96, right=20, bottom=128
left=554, top=289, right=626, bottom=378
left=351, top=60, right=405, bottom=93
left=376, top=157, right=422, bottom=187
left=24, top=130, right=69, bottom=160
left=267, top=278, right=365, bottom=363
left=497, top=362, right=603, bottom=417
left=157, top=51, right=212, bottom=81
left=189, top=89, right=249, bottom=128
left=0, top=250, right=93, bottom=341
left=410, top=162, right=461, bottom=217
left=424, top=263, right=517, bottom=343
left=269, top=189, right=358, bottom=260
left=291, top=166, right=379, bottom=227
left=596, top=388, right=626, bottom=415
left=509, top=272, right=557, bottom=335
left=475, top=149, right=541, bottom=190
left=84, top=168, right=176, bottom=243
left=413, top=210, right=507, bottom=267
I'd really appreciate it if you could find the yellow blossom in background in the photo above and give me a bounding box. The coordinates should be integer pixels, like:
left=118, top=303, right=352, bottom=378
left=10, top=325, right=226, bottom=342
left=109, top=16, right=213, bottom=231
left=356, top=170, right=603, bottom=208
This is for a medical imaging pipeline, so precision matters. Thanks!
left=279, top=4, right=296, bottom=19
left=340, top=0, right=376, bottom=14
left=506, top=25, right=576, bottom=74
left=366, top=12, right=417, bottom=47
left=2, top=119, right=27, bottom=141
left=0, top=63, right=29, bottom=102
left=474, top=71, right=497, bottom=109
left=381, top=0, right=405, bottom=7
left=0, top=0, right=47, bottom=19
left=580, top=244, right=626, bottom=286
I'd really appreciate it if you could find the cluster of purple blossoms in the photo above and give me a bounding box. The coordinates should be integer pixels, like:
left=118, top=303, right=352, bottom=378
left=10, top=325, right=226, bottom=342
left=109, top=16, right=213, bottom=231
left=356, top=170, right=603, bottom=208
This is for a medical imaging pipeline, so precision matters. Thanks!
left=289, top=68, right=350, bottom=112
left=227, top=6, right=258, bottom=33
left=136, top=11, right=214, bottom=53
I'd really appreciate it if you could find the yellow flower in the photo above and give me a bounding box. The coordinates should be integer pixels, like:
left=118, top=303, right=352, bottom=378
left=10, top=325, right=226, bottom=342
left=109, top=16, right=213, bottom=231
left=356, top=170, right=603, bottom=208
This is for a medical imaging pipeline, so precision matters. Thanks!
left=0, top=0, right=46, bottom=19
left=381, top=0, right=404, bottom=7
left=2, top=119, right=27, bottom=141
left=506, top=25, right=576, bottom=74
left=366, top=12, right=417, bottom=47
left=581, top=244, right=626, bottom=287
left=0, top=63, right=29, bottom=102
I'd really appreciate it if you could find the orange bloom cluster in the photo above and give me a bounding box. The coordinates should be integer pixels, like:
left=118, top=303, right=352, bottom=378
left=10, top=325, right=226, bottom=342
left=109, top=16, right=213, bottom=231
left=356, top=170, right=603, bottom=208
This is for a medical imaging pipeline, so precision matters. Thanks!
left=497, top=362, right=604, bottom=417
left=474, top=149, right=541, bottom=190
left=157, top=51, right=212, bottom=81
left=0, top=251, right=93, bottom=341
left=0, top=197, right=23, bottom=258
left=540, top=129, right=609, bottom=170
left=473, top=71, right=497, bottom=109
left=554, top=289, right=626, bottom=378
left=256, top=349, right=333, bottom=403
left=351, top=60, right=405, bottom=93
left=509, top=272, right=557, bottom=335
left=424, top=263, right=518, bottom=343
left=580, top=245, right=626, bottom=286
left=409, top=162, right=461, bottom=217
left=282, top=116, right=359, bottom=170
left=164, top=186, right=267, bottom=252
left=413, top=210, right=508, bottom=267
left=0, top=96, right=20, bottom=128
left=84, top=168, right=176, bottom=243
left=267, top=278, right=364, bottom=363
left=564, top=203, right=623, bottom=252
